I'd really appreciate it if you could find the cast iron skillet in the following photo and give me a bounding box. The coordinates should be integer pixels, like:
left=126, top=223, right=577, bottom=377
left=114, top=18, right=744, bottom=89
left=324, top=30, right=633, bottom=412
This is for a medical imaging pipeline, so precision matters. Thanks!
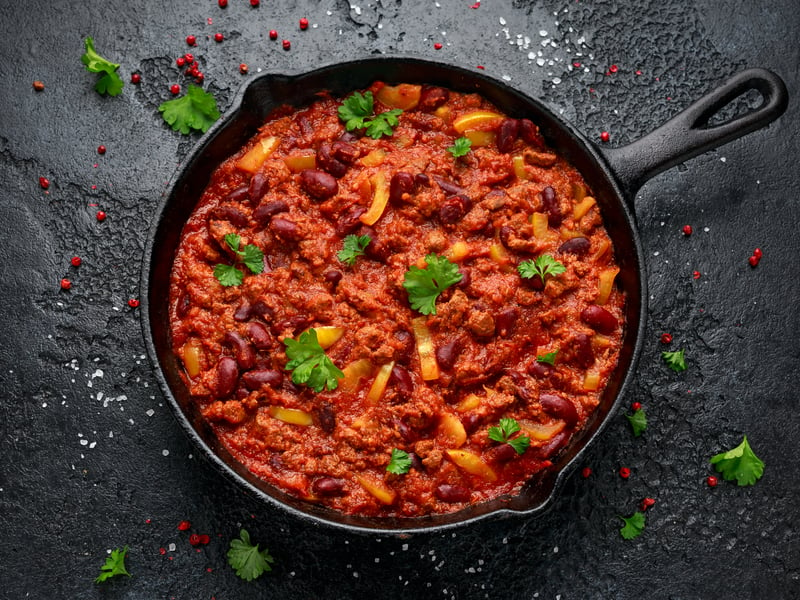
left=141, top=57, right=787, bottom=534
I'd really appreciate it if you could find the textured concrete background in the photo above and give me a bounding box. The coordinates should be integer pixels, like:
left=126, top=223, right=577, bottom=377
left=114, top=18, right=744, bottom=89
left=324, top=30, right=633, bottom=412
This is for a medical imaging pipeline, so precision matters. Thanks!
left=1, top=1, right=798, bottom=598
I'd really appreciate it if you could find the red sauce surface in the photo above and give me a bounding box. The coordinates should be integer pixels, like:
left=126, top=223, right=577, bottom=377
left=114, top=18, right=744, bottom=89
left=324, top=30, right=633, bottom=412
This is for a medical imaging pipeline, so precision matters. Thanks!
left=169, top=82, right=625, bottom=517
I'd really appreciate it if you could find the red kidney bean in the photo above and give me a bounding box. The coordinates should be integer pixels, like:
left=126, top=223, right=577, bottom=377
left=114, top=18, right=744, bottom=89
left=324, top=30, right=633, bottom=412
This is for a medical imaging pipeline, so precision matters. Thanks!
left=438, top=195, right=469, bottom=225
left=248, top=172, right=269, bottom=203
left=394, top=418, right=414, bottom=441
left=272, top=315, right=309, bottom=335
left=436, top=339, right=460, bottom=371
left=311, top=477, right=346, bottom=496
left=323, top=269, right=343, bottom=286
left=335, top=204, right=366, bottom=236
left=299, top=169, right=338, bottom=200
left=316, top=142, right=348, bottom=178
left=317, top=402, right=336, bottom=434
left=408, top=452, right=424, bottom=472
left=496, top=307, right=519, bottom=338
left=253, top=199, right=289, bottom=225
left=572, top=333, right=595, bottom=368
left=242, top=369, right=282, bottom=390
left=224, top=331, right=256, bottom=370
left=580, top=305, right=617, bottom=334
left=432, top=175, right=466, bottom=196
left=417, top=86, right=449, bottom=112
left=541, top=186, right=561, bottom=226
left=558, top=236, right=591, bottom=256
left=211, top=205, right=249, bottom=227
left=540, top=393, right=579, bottom=427
left=214, top=356, right=239, bottom=398
left=499, top=225, right=515, bottom=249
left=527, top=360, right=554, bottom=378
left=332, top=141, right=359, bottom=164
left=461, top=413, right=482, bottom=435
left=393, top=330, right=415, bottom=364
left=250, top=301, right=274, bottom=319
left=225, top=185, right=250, bottom=203
left=537, top=430, right=569, bottom=457
left=390, top=365, right=414, bottom=398
left=414, top=173, right=430, bottom=188
left=496, top=118, right=520, bottom=153
left=519, top=118, right=545, bottom=148
left=246, top=322, right=273, bottom=350
left=486, top=443, right=518, bottom=463
left=522, top=273, right=545, bottom=291
left=297, top=114, right=314, bottom=138
left=176, top=292, right=191, bottom=317
left=337, top=131, right=358, bottom=143
left=389, top=171, right=415, bottom=205
left=434, top=483, right=470, bottom=503
left=456, top=267, right=471, bottom=289
left=269, top=216, right=302, bottom=241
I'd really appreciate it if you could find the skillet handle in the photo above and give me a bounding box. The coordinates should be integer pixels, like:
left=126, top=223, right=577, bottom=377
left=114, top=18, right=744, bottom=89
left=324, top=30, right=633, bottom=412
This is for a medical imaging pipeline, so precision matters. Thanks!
left=601, top=68, right=788, bottom=202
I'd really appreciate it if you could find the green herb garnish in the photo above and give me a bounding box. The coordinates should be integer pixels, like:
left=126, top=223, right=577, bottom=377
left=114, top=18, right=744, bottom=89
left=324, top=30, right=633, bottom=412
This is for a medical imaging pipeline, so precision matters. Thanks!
left=213, top=233, right=264, bottom=287
left=338, top=91, right=403, bottom=139
left=487, top=417, right=531, bottom=455
left=709, top=435, right=765, bottom=486
left=159, top=85, right=221, bottom=134
left=626, top=408, right=647, bottom=437
left=283, top=328, right=344, bottom=392
left=619, top=512, right=645, bottom=540
left=337, top=234, right=371, bottom=266
left=227, top=529, right=274, bottom=582
left=81, top=37, right=124, bottom=97
left=661, top=349, right=687, bottom=372
left=95, top=546, right=131, bottom=583
left=536, top=351, right=558, bottom=365
left=386, top=448, right=412, bottom=474
left=447, top=136, right=472, bottom=157
left=402, top=254, right=463, bottom=315
left=518, top=255, right=566, bottom=285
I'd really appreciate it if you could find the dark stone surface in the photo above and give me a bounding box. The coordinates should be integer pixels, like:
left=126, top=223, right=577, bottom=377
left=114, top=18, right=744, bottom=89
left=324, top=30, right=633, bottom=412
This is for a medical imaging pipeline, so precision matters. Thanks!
left=1, top=1, right=798, bottom=598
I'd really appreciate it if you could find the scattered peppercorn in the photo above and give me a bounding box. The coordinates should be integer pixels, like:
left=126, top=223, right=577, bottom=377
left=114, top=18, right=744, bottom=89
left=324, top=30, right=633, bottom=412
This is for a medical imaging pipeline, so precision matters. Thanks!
left=39, top=176, right=50, bottom=190
left=60, top=278, right=71, bottom=290
left=707, top=475, right=718, bottom=487
left=619, top=467, right=631, bottom=479
left=128, top=299, right=140, bottom=308
left=600, top=131, right=610, bottom=143
left=609, top=64, right=619, bottom=73
left=693, top=270, right=701, bottom=279
left=434, top=42, right=443, bottom=50
left=71, top=256, right=82, bottom=267
left=753, top=247, right=763, bottom=259
left=97, top=145, right=106, bottom=155
left=131, top=73, right=141, bottom=84
left=631, top=401, right=641, bottom=411
left=660, top=333, right=673, bottom=344
left=170, top=84, right=180, bottom=95
left=186, top=35, right=197, bottom=46
left=282, top=39, right=291, bottom=50
left=640, top=497, right=656, bottom=511
left=682, top=224, right=693, bottom=236
left=239, top=63, right=249, bottom=74
left=250, top=0, right=259, bottom=6
left=748, top=255, right=760, bottom=267
left=184, top=53, right=194, bottom=63
left=581, top=466, right=592, bottom=478
left=218, top=0, right=228, bottom=6
left=96, top=210, right=106, bottom=222
left=33, top=80, right=45, bottom=92
left=299, top=17, right=309, bottom=30
left=269, top=29, right=278, bottom=40
left=176, top=56, right=186, bottom=68
left=177, top=520, right=192, bottom=531
left=189, top=534, right=201, bottom=546
left=214, top=32, right=224, bottom=42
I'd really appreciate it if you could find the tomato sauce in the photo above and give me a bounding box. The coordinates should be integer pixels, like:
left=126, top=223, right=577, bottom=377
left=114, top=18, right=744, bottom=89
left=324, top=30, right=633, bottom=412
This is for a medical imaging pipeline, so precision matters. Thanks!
left=169, top=82, right=625, bottom=517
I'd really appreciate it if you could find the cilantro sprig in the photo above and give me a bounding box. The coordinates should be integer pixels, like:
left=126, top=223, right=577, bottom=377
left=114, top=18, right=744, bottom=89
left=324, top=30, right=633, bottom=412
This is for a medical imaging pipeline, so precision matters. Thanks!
left=487, top=417, right=531, bottom=455
left=662, top=349, right=687, bottom=372
left=386, top=448, right=412, bottom=474
left=447, top=136, right=472, bottom=158
left=619, top=512, right=645, bottom=540
left=213, top=233, right=264, bottom=287
left=518, top=255, right=566, bottom=285
left=537, top=350, right=558, bottom=365
left=402, top=254, right=463, bottom=315
left=159, top=85, right=221, bottom=134
left=338, top=91, right=403, bottom=139
left=710, top=435, right=765, bottom=486
left=283, top=328, right=345, bottom=392
left=95, top=546, right=131, bottom=583
left=227, top=529, right=274, bottom=582
left=626, top=408, right=647, bottom=437
left=337, top=234, right=371, bottom=266
left=81, top=37, right=124, bottom=97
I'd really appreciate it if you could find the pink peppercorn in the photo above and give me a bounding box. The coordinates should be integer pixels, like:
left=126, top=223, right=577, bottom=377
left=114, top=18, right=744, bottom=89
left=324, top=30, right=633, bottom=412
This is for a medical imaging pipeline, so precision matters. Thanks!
left=707, top=475, right=718, bottom=487
left=71, top=256, right=82, bottom=267
left=214, top=32, right=224, bottom=42
left=269, top=29, right=278, bottom=40
left=600, top=131, right=610, bottom=143
left=186, top=35, right=197, bottom=46
left=299, top=17, right=309, bottom=30
left=96, top=210, right=106, bottom=222
left=60, top=278, right=71, bottom=290
left=682, top=224, right=693, bottom=236
left=581, top=467, right=592, bottom=478
left=619, top=467, right=631, bottom=479
left=434, top=42, right=443, bottom=50
left=282, top=39, right=291, bottom=50
left=170, top=84, right=180, bottom=95
left=131, top=73, right=141, bottom=84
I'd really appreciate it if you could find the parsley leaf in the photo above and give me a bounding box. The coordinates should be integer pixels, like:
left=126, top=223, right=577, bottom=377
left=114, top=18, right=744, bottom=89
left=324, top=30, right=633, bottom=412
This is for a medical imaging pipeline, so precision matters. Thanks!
left=447, top=136, right=472, bottom=158
left=709, top=435, right=765, bottom=486
left=626, top=408, right=647, bottom=437
left=337, top=234, right=371, bottom=266
left=338, top=91, right=403, bottom=139
left=386, top=448, right=412, bottom=474
left=402, top=254, right=463, bottom=315
left=283, top=328, right=344, bottom=392
left=537, top=351, right=558, bottom=365
left=518, top=255, right=566, bottom=285
left=95, top=546, right=131, bottom=583
left=662, top=349, right=687, bottom=372
left=81, top=37, right=124, bottom=97
left=213, top=234, right=264, bottom=286
left=159, top=85, right=221, bottom=135
left=619, top=512, right=645, bottom=540
left=227, top=529, right=274, bottom=582
left=487, top=417, right=531, bottom=455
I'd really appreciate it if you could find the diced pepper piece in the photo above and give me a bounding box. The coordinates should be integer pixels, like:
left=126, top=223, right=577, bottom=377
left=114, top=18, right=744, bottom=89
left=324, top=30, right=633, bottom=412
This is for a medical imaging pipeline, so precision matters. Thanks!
left=339, top=359, right=374, bottom=392
left=360, top=171, right=390, bottom=226
left=591, top=238, right=611, bottom=262
left=268, top=405, right=314, bottom=426
left=512, top=155, right=530, bottom=180
left=356, top=474, right=397, bottom=505
left=592, top=334, right=614, bottom=348
left=455, top=393, right=481, bottom=413
left=434, top=105, right=451, bottom=122
left=360, top=148, right=386, bottom=167
left=445, top=449, right=497, bottom=481
left=182, top=340, right=202, bottom=377
left=572, top=182, right=587, bottom=203
left=366, top=361, right=395, bottom=405
left=445, top=240, right=470, bottom=262
left=573, top=196, right=596, bottom=220
left=236, top=136, right=279, bottom=173
left=437, top=413, right=467, bottom=448
left=583, top=370, right=601, bottom=391
left=452, top=110, right=504, bottom=133
left=596, top=266, right=620, bottom=305
left=464, top=129, right=496, bottom=147
left=520, top=420, right=566, bottom=441
left=560, top=227, right=586, bottom=240
left=375, top=83, right=421, bottom=110
left=411, top=317, right=440, bottom=381
left=283, top=153, right=316, bottom=173
left=489, top=242, right=511, bottom=266
left=313, top=326, right=345, bottom=349
left=530, top=212, right=550, bottom=239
